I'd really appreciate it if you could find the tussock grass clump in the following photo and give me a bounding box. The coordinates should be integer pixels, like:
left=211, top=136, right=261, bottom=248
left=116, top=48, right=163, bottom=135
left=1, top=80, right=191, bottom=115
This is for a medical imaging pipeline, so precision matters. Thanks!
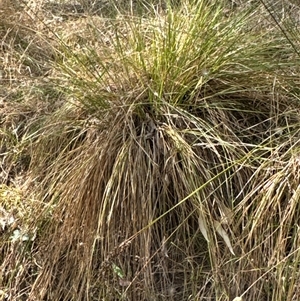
left=1, top=0, right=300, bottom=300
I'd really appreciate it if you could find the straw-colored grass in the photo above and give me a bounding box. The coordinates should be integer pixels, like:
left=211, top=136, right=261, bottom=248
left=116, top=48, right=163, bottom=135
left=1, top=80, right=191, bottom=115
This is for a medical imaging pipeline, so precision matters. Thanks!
left=1, top=0, right=300, bottom=300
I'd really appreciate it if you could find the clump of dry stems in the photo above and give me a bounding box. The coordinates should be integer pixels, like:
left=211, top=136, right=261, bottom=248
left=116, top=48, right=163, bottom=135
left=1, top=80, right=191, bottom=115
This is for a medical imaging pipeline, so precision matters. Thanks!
left=1, top=0, right=300, bottom=300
